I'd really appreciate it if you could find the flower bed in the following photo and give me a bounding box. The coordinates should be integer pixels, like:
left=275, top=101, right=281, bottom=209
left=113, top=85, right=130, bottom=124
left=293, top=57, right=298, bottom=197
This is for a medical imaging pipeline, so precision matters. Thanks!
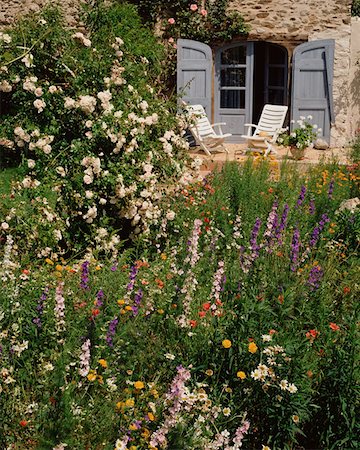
left=0, top=160, right=359, bottom=449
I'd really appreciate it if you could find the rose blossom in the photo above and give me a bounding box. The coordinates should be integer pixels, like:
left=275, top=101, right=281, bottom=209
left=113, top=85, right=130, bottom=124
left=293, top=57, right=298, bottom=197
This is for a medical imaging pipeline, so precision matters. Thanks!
left=190, top=4, right=198, bottom=11
left=168, top=18, right=175, bottom=24
left=200, top=9, right=207, bottom=16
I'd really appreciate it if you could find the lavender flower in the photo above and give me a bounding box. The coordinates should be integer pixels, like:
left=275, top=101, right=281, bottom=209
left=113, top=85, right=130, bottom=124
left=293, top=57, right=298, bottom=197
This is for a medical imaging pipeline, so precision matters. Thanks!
left=290, top=227, right=301, bottom=272
left=80, top=260, right=90, bottom=290
left=250, top=218, right=261, bottom=256
left=309, top=214, right=330, bottom=247
left=95, top=289, right=104, bottom=307
left=275, top=203, right=289, bottom=244
left=327, top=178, right=335, bottom=199
left=32, top=287, right=49, bottom=328
left=106, top=317, right=119, bottom=347
left=307, top=265, right=324, bottom=290
left=309, top=199, right=316, bottom=215
left=295, top=185, right=307, bottom=209
left=127, top=265, right=138, bottom=292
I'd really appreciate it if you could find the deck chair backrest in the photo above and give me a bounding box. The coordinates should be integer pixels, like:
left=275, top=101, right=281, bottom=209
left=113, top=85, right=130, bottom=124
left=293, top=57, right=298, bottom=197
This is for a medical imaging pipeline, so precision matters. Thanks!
left=186, top=104, right=215, bottom=138
left=254, top=104, right=288, bottom=140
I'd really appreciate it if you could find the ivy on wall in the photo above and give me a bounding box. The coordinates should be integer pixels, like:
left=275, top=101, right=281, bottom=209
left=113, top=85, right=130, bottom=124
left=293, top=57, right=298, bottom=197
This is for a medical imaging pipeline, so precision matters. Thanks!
left=352, top=0, right=360, bottom=16
left=127, top=0, right=249, bottom=44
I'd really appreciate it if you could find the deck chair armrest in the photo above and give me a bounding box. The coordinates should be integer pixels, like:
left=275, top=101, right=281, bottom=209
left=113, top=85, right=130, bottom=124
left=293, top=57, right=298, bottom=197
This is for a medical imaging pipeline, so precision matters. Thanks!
left=211, top=122, right=227, bottom=135
left=243, top=123, right=258, bottom=137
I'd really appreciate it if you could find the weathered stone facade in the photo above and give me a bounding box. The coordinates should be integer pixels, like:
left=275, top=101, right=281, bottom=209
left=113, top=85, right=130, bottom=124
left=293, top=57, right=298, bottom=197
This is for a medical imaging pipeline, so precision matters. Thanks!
left=1, top=0, right=359, bottom=146
left=0, top=0, right=82, bottom=28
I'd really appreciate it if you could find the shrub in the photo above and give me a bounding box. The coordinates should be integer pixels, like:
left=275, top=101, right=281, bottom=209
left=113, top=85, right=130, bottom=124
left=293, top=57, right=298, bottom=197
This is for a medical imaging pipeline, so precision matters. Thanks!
left=0, top=2, right=195, bottom=261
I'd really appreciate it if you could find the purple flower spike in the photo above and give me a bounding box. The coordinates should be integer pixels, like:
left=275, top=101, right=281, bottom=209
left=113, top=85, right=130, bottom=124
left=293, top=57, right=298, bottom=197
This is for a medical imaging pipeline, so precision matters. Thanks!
left=106, top=317, right=119, bottom=347
left=295, top=185, right=307, bottom=209
left=80, top=261, right=90, bottom=290
left=307, top=265, right=324, bottom=290
left=328, top=178, right=335, bottom=199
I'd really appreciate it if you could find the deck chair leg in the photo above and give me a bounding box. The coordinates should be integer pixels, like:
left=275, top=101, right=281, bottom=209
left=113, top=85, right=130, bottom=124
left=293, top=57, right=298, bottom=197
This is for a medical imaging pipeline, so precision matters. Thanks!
left=199, top=141, right=212, bottom=156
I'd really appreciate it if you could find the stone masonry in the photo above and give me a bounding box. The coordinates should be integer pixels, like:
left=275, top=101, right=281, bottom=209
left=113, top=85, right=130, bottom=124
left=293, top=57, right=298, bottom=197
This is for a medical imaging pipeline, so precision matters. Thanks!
left=0, top=0, right=82, bottom=28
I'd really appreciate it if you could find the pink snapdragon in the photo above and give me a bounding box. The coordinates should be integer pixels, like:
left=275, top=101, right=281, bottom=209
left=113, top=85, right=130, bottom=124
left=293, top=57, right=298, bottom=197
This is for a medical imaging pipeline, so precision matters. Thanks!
left=79, top=339, right=91, bottom=377
left=54, top=282, right=65, bottom=332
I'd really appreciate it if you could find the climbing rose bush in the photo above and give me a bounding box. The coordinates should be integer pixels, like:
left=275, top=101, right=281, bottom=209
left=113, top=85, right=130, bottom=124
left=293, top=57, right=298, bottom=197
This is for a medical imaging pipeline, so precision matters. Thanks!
left=0, top=3, right=195, bottom=260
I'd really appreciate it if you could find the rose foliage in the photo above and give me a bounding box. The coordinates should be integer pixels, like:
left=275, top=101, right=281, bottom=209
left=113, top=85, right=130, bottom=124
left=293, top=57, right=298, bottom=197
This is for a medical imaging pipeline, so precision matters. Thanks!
left=0, top=2, right=195, bottom=261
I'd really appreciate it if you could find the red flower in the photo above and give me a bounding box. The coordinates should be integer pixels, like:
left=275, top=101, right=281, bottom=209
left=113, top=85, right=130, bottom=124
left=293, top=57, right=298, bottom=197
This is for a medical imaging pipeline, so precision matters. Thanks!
left=306, top=329, right=319, bottom=340
left=91, top=308, right=100, bottom=317
left=343, top=286, right=351, bottom=295
left=329, top=322, right=340, bottom=331
left=269, top=329, right=276, bottom=335
left=203, top=302, right=211, bottom=311
left=189, top=320, right=197, bottom=328
left=19, top=420, right=27, bottom=427
left=198, top=311, right=206, bottom=318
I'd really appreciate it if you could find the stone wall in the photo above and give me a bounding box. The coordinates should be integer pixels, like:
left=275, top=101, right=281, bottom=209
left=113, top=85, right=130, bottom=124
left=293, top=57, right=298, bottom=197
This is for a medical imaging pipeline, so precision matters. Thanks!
left=0, top=0, right=82, bottom=28
left=348, top=17, right=360, bottom=139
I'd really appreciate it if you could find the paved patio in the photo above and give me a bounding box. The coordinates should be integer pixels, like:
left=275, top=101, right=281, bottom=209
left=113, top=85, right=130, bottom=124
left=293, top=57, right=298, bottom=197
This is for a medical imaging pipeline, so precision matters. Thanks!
left=190, top=143, right=352, bottom=176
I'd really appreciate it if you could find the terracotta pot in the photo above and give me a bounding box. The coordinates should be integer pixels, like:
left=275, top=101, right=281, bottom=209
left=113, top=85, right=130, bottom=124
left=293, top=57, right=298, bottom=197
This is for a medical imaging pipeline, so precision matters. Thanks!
left=289, top=146, right=305, bottom=160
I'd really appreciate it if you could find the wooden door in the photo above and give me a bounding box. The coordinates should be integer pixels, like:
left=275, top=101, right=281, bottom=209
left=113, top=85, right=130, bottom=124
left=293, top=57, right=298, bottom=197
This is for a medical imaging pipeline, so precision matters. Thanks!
left=214, top=42, right=254, bottom=142
left=291, top=40, right=335, bottom=144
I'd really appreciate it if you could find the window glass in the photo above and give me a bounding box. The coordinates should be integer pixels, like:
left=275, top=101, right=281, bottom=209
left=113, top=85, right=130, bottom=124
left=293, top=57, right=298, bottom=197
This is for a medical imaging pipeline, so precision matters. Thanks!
left=221, top=46, right=246, bottom=65
left=221, top=68, right=246, bottom=87
left=220, top=90, right=245, bottom=109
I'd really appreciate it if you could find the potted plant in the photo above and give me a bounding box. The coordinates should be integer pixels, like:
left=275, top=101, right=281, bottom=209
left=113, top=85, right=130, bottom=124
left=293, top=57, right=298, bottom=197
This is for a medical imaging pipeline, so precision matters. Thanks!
left=277, top=116, right=320, bottom=160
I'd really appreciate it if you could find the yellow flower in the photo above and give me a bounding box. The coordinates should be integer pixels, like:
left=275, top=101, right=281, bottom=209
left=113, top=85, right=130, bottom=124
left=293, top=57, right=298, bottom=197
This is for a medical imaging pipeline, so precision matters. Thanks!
left=99, top=359, right=107, bottom=368
left=95, top=265, right=102, bottom=270
left=118, top=299, right=125, bottom=305
left=237, top=371, right=246, bottom=380
left=222, top=339, right=232, bottom=349
left=134, top=380, right=145, bottom=390
left=45, top=258, right=54, bottom=265
left=116, top=401, right=123, bottom=410
left=87, top=370, right=97, bottom=382
left=130, top=446, right=137, bottom=450
left=129, top=423, right=138, bottom=431
left=205, top=369, right=213, bottom=376
left=147, top=412, right=155, bottom=421
left=150, top=388, right=159, bottom=398
left=160, top=253, right=167, bottom=260
left=248, top=342, right=258, bottom=354
left=97, top=375, right=104, bottom=384
left=142, top=428, right=150, bottom=439
left=55, top=264, right=63, bottom=271
left=125, top=398, right=135, bottom=408
left=54, top=271, right=62, bottom=278
left=120, top=308, right=126, bottom=315
left=157, top=309, right=164, bottom=314
left=125, top=305, right=133, bottom=311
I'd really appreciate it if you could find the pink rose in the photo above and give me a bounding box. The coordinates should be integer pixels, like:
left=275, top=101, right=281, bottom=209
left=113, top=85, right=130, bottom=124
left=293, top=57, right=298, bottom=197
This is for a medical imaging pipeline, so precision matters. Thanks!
left=168, top=18, right=175, bottom=25
left=200, top=9, right=207, bottom=16
left=190, top=4, right=198, bottom=11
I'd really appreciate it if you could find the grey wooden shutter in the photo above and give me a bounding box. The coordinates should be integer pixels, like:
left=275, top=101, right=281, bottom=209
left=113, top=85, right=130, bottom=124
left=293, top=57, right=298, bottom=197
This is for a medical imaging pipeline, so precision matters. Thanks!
left=291, top=39, right=335, bottom=144
left=177, top=39, right=212, bottom=115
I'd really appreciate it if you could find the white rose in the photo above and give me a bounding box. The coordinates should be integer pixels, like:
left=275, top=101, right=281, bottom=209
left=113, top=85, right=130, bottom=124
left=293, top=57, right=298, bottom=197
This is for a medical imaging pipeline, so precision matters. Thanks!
left=166, top=211, right=176, bottom=221
left=83, top=175, right=93, bottom=185
left=34, top=87, right=43, bottom=97
left=27, top=159, right=36, bottom=168
left=1, top=222, right=9, bottom=230
left=33, top=99, right=46, bottom=113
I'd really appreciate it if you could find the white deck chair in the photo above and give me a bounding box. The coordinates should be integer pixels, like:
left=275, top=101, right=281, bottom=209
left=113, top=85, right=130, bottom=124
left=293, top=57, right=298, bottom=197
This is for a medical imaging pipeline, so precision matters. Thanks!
left=241, top=104, right=288, bottom=156
left=186, top=104, right=232, bottom=156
